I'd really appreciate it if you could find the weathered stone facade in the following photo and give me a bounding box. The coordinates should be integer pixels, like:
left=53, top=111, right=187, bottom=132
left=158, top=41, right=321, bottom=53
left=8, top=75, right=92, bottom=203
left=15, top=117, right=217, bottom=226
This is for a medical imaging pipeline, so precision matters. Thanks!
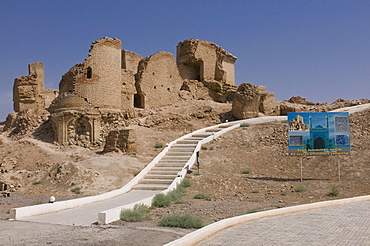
left=49, top=37, right=138, bottom=147
left=13, top=62, right=58, bottom=112
left=232, top=83, right=278, bottom=119
left=135, top=52, right=183, bottom=108
left=10, top=37, right=239, bottom=149
left=177, top=39, right=237, bottom=84
left=103, top=128, right=137, bottom=153
left=176, top=39, right=238, bottom=102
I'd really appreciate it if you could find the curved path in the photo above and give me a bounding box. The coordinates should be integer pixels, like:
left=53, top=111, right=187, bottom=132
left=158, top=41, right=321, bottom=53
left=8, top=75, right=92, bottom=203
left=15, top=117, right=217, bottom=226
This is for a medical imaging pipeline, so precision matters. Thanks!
left=198, top=200, right=370, bottom=246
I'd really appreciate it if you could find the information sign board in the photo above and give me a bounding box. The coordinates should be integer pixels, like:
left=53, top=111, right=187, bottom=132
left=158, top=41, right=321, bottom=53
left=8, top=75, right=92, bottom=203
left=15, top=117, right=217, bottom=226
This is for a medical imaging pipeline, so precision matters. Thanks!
left=287, top=112, right=350, bottom=156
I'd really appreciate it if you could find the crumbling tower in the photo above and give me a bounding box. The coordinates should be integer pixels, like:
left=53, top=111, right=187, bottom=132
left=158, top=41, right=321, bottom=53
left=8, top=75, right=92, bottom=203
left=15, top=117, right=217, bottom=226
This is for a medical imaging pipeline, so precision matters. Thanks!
left=13, top=62, right=45, bottom=112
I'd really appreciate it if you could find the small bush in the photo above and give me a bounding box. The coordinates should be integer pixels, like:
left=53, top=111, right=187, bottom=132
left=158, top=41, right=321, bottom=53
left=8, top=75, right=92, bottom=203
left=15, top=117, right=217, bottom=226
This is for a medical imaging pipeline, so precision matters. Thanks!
left=71, top=187, right=81, bottom=194
left=152, top=193, right=172, bottom=207
left=152, top=179, right=190, bottom=207
left=281, top=191, right=287, bottom=196
left=240, top=123, right=250, bottom=127
left=246, top=209, right=258, bottom=214
left=158, top=214, right=204, bottom=229
left=194, top=173, right=201, bottom=176
left=154, top=142, right=164, bottom=148
left=168, top=189, right=184, bottom=204
left=251, top=190, right=260, bottom=193
left=193, top=193, right=211, bottom=200
left=120, top=204, right=151, bottom=222
left=209, top=146, right=214, bottom=150
left=327, top=185, right=340, bottom=197
left=201, top=146, right=208, bottom=150
left=181, top=179, right=191, bottom=188
left=294, top=185, right=307, bottom=192
left=242, top=169, right=251, bottom=174
left=32, top=181, right=42, bottom=185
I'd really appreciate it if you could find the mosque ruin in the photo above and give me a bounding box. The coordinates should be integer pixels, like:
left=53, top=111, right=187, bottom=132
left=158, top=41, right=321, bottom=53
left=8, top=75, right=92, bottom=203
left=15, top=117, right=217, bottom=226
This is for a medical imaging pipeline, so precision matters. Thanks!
left=10, top=37, right=278, bottom=150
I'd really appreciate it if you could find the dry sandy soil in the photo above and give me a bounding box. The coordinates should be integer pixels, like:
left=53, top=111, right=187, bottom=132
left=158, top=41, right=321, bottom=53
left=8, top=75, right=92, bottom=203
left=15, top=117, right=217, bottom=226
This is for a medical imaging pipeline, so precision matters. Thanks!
left=0, top=99, right=369, bottom=245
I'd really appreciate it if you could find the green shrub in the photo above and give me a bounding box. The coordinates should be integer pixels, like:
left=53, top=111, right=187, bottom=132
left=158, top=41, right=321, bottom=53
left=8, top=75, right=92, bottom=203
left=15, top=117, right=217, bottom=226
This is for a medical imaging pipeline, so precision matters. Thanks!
left=71, top=187, right=81, bottom=194
left=194, top=173, right=201, bottom=176
left=242, top=169, right=251, bottom=174
left=193, top=193, right=211, bottom=200
left=158, top=214, right=204, bottom=229
left=251, top=190, right=260, bottom=193
left=168, top=189, right=184, bottom=204
left=240, top=123, right=250, bottom=127
left=201, top=146, right=208, bottom=150
left=32, top=181, right=42, bottom=185
left=152, top=193, right=172, bottom=207
left=327, top=185, right=340, bottom=197
left=281, top=191, right=287, bottom=196
left=152, top=179, right=190, bottom=207
left=120, top=204, right=151, bottom=222
left=246, top=209, right=258, bottom=214
left=180, top=179, right=191, bottom=188
left=154, top=142, right=164, bottom=148
left=294, top=185, right=307, bottom=192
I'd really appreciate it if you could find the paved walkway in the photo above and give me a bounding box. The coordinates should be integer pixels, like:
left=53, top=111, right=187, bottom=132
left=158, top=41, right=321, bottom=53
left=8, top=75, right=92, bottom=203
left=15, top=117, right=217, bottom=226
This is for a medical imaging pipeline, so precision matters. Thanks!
left=198, top=200, right=370, bottom=246
left=23, top=190, right=157, bottom=226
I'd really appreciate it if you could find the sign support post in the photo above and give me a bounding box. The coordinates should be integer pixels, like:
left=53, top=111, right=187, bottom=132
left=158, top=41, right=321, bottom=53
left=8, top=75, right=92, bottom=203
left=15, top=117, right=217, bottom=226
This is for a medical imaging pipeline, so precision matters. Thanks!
left=338, top=159, right=341, bottom=181
left=300, top=157, right=303, bottom=182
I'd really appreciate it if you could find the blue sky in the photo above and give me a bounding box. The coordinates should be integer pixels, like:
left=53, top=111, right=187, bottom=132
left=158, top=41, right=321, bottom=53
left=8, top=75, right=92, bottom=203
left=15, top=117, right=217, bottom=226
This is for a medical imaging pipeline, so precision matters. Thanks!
left=1, top=0, right=370, bottom=121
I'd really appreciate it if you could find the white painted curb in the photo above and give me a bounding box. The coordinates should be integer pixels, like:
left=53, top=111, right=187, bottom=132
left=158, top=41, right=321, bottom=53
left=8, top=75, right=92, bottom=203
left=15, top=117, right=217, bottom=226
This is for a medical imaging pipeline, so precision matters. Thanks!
left=164, top=195, right=370, bottom=246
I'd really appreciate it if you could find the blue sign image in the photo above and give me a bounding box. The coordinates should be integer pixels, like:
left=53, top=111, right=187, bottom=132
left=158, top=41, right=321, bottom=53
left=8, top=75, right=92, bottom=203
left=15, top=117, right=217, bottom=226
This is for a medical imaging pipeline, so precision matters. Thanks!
left=287, top=112, right=350, bottom=156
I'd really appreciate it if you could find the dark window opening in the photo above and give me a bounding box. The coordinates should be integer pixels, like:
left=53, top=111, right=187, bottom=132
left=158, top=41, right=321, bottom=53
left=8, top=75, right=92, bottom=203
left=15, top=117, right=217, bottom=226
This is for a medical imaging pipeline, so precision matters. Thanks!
left=134, top=93, right=145, bottom=108
left=87, top=67, right=92, bottom=79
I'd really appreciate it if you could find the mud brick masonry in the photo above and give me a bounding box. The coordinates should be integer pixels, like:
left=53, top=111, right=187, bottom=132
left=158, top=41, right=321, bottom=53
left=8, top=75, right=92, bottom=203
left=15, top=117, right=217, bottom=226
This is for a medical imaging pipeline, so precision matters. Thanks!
left=10, top=37, right=278, bottom=151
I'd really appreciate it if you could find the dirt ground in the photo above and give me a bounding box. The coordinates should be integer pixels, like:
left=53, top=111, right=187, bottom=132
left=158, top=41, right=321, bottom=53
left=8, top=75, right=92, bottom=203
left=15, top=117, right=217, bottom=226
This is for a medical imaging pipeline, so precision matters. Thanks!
left=0, top=100, right=369, bottom=245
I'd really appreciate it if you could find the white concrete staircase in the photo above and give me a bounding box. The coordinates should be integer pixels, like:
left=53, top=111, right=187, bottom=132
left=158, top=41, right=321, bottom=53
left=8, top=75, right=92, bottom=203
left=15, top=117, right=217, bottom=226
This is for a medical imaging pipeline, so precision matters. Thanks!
left=132, top=127, right=224, bottom=191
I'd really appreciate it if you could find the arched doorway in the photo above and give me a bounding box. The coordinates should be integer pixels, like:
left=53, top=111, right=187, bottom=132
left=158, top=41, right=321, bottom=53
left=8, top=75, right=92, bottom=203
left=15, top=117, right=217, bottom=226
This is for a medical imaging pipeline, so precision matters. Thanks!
left=313, top=137, right=325, bottom=149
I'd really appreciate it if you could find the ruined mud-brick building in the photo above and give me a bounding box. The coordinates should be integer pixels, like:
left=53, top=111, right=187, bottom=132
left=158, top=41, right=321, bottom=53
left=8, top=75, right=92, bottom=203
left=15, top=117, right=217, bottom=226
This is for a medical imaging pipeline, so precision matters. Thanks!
left=13, top=62, right=59, bottom=112
left=10, top=37, right=244, bottom=150
left=177, top=39, right=238, bottom=102
left=9, top=37, right=282, bottom=149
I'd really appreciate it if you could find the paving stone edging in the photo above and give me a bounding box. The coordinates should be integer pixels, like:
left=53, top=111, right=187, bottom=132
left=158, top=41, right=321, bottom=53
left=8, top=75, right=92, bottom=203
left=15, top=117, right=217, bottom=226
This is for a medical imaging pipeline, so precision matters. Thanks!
left=164, top=195, right=370, bottom=246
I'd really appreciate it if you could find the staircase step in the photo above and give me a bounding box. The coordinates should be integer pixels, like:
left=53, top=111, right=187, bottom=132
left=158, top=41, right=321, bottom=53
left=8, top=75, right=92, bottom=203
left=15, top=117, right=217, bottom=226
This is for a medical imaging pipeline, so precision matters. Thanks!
left=151, top=167, right=183, bottom=172
left=144, top=174, right=177, bottom=179
left=165, top=152, right=193, bottom=156
left=148, top=170, right=179, bottom=175
left=176, top=140, right=199, bottom=144
left=168, top=148, right=195, bottom=153
left=132, top=184, right=169, bottom=190
left=192, top=133, right=213, bottom=138
left=156, top=162, right=185, bottom=167
left=139, top=179, right=173, bottom=185
left=161, top=156, right=190, bottom=160
left=172, top=144, right=197, bottom=148
left=186, top=137, right=204, bottom=140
